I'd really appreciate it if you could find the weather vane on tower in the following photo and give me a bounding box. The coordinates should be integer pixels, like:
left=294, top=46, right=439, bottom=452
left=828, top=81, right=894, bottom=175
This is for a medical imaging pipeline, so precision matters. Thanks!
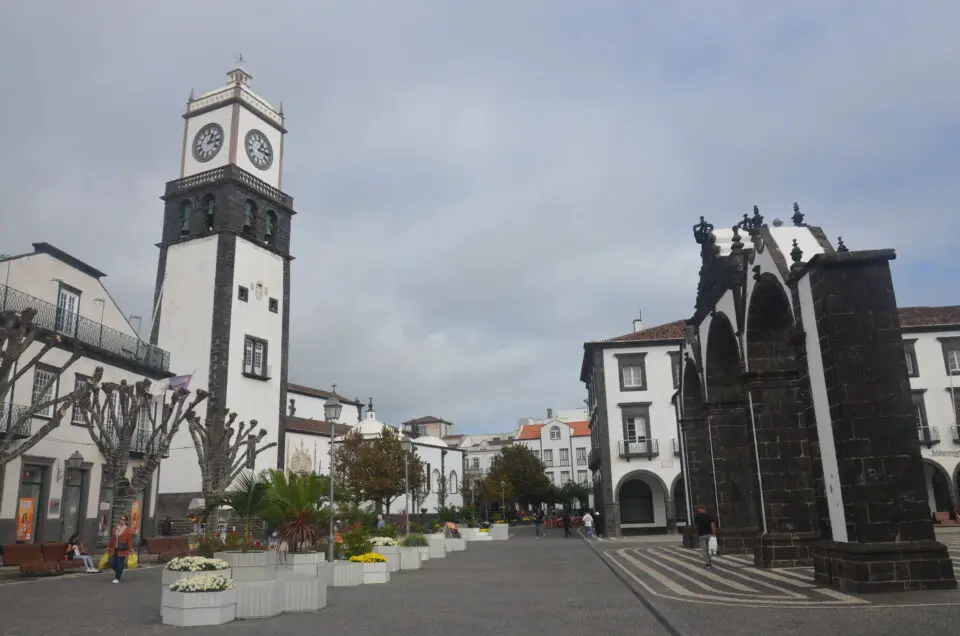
left=235, top=53, right=246, bottom=66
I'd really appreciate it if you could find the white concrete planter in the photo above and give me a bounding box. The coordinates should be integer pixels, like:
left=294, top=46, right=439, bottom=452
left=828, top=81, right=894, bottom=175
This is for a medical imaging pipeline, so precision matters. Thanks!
left=362, top=561, right=390, bottom=584
left=161, top=588, right=237, bottom=627
left=490, top=524, right=509, bottom=540
left=214, top=551, right=277, bottom=582
left=444, top=537, right=466, bottom=552
left=162, top=568, right=232, bottom=585
left=427, top=534, right=446, bottom=559
left=415, top=546, right=431, bottom=562
left=473, top=531, right=493, bottom=541
left=214, top=551, right=280, bottom=619
left=460, top=527, right=480, bottom=541
left=398, top=547, right=423, bottom=570
left=278, top=551, right=326, bottom=577
left=279, top=573, right=327, bottom=612
left=331, top=561, right=363, bottom=587
left=373, top=546, right=401, bottom=573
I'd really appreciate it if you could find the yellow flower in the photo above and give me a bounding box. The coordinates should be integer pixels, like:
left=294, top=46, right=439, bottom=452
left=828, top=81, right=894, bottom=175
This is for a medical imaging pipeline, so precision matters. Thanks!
left=349, top=552, right=387, bottom=563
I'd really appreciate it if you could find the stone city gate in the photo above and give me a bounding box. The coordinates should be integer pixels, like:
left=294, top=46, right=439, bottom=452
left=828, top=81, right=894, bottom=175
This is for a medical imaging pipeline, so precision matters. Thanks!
left=676, top=204, right=956, bottom=593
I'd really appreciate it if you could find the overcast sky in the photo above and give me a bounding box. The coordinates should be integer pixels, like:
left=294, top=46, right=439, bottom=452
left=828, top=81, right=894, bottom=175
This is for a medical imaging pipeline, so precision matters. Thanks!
left=1, top=2, right=958, bottom=433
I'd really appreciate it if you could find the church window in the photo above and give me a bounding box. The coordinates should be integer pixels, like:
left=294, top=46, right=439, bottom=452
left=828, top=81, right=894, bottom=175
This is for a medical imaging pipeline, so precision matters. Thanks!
left=269, top=298, right=278, bottom=313
left=202, top=194, right=216, bottom=230
left=243, top=200, right=256, bottom=233
left=243, top=336, right=268, bottom=378
left=178, top=200, right=191, bottom=235
left=238, top=286, right=249, bottom=302
left=265, top=210, right=277, bottom=244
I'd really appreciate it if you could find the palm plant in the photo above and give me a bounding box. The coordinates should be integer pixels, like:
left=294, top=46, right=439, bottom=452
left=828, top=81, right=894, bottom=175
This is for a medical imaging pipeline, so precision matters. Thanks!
left=206, top=470, right=270, bottom=551
left=263, top=469, right=325, bottom=553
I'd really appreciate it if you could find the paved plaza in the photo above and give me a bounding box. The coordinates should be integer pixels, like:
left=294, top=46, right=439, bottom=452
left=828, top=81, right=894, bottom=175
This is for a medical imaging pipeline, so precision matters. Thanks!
left=2, top=527, right=959, bottom=635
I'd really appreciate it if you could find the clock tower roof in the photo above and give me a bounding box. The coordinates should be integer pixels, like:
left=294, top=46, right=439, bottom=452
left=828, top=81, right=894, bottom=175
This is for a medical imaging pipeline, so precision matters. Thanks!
left=187, top=66, right=283, bottom=130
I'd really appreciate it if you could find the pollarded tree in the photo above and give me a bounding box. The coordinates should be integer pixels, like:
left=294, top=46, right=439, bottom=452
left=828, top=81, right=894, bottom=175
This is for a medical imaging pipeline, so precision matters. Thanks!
left=77, top=374, right=207, bottom=528
left=0, top=309, right=86, bottom=466
left=184, top=404, right=276, bottom=535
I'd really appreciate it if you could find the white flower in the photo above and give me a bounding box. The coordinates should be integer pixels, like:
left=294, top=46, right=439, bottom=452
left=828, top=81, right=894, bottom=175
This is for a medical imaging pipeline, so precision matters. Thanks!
left=166, top=556, right=230, bottom=572
left=169, top=574, right=234, bottom=593
left=370, top=536, right=398, bottom=546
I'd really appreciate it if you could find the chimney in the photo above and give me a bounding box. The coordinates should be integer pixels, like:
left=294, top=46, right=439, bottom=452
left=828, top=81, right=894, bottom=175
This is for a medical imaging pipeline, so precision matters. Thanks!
left=547, top=408, right=554, bottom=419
left=633, top=311, right=643, bottom=333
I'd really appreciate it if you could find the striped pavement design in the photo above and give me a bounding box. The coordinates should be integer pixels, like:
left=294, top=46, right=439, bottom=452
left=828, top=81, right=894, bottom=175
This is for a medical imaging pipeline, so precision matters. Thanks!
left=602, top=538, right=960, bottom=608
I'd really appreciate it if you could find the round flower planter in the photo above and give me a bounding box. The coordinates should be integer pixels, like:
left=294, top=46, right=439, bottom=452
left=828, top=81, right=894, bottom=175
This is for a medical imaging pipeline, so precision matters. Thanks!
left=397, top=547, right=423, bottom=570
left=278, top=551, right=326, bottom=577
left=214, top=551, right=280, bottom=619
left=277, top=572, right=327, bottom=612
left=361, top=561, right=390, bottom=584
left=444, top=537, right=466, bottom=552
left=332, top=561, right=363, bottom=587
left=373, top=545, right=401, bottom=573
left=162, top=568, right=232, bottom=585
left=490, top=524, right=510, bottom=540
left=161, top=588, right=237, bottom=627
left=427, top=533, right=447, bottom=559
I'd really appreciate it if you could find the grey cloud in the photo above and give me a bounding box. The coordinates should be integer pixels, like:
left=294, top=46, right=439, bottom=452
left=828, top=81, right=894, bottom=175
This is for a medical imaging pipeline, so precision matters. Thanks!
left=1, top=1, right=958, bottom=431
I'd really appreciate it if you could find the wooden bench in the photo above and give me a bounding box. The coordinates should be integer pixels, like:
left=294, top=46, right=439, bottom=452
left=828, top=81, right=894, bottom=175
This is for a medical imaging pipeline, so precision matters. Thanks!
left=43, top=543, right=85, bottom=572
left=2, top=544, right=59, bottom=575
left=935, top=512, right=960, bottom=525
left=146, top=536, right=191, bottom=562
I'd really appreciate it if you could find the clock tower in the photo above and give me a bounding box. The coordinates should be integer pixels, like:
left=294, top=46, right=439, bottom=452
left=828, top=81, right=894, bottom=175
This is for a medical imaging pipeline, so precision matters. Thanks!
left=151, top=66, right=294, bottom=516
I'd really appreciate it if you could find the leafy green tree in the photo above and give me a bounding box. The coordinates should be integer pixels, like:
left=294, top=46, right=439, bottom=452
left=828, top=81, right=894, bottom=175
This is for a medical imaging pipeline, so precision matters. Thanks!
left=485, top=445, right=551, bottom=507
left=559, top=481, right=591, bottom=511
left=333, top=426, right=426, bottom=513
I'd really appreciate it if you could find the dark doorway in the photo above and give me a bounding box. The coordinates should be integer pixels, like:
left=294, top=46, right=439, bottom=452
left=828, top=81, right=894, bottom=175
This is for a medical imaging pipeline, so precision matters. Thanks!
left=620, top=479, right=654, bottom=523
left=673, top=478, right=687, bottom=523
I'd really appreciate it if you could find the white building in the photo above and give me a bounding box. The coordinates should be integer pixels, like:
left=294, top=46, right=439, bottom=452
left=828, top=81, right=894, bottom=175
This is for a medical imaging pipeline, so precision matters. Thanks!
left=518, top=408, right=588, bottom=427
left=151, top=66, right=296, bottom=518
left=901, top=306, right=960, bottom=513
left=0, top=243, right=172, bottom=546
left=283, top=404, right=464, bottom=516
left=287, top=384, right=363, bottom=425
left=515, top=417, right=593, bottom=494
left=580, top=318, right=686, bottom=537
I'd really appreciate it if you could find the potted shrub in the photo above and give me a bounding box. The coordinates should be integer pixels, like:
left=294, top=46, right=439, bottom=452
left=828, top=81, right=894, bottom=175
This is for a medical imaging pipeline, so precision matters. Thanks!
left=263, top=470, right=327, bottom=576
left=162, top=556, right=231, bottom=585
left=401, top=532, right=430, bottom=562
left=161, top=574, right=237, bottom=627
left=350, top=552, right=389, bottom=584
left=332, top=522, right=370, bottom=587
left=370, top=535, right=401, bottom=572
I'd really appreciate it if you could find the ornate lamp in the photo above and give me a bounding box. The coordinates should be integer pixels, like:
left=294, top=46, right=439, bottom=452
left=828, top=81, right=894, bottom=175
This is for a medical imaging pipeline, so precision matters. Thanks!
left=323, top=393, right=342, bottom=422
left=66, top=451, right=84, bottom=470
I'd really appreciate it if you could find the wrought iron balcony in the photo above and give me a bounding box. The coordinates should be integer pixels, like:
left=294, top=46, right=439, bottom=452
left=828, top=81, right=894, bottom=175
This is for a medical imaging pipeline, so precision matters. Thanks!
left=0, top=283, right=170, bottom=374
left=672, top=438, right=681, bottom=456
left=619, top=439, right=660, bottom=459
left=0, top=403, right=31, bottom=437
left=917, top=426, right=940, bottom=447
left=576, top=456, right=587, bottom=466
left=559, top=458, right=570, bottom=467
left=588, top=448, right=601, bottom=471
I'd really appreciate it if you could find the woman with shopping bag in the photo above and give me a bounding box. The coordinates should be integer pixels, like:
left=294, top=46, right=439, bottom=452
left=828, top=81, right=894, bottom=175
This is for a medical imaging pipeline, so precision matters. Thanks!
left=107, top=515, right=134, bottom=584
left=692, top=504, right=717, bottom=568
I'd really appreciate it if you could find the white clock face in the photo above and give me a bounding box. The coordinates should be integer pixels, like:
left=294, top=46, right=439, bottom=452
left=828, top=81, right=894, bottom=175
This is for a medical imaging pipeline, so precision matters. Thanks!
left=192, top=123, right=224, bottom=162
left=245, top=129, right=274, bottom=170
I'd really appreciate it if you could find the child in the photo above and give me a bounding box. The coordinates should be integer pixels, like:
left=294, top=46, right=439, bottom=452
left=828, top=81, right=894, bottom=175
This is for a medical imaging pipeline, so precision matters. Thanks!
left=66, top=533, right=98, bottom=573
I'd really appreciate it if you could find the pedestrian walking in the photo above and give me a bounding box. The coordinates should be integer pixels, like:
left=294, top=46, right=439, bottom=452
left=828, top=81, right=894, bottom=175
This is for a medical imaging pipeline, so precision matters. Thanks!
left=582, top=510, right=594, bottom=538
left=562, top=510, right=572, bottom=537
left=535, top=509, right=545, bottom=537
left=108, top=515, right=134, bottom=583
left=693, top=504, right=717, bottom=567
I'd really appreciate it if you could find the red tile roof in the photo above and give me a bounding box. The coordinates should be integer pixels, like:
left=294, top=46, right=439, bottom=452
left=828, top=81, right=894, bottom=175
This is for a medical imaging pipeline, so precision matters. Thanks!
left=516, top=421, right=590, bottom=440
left=516, top=424, right=543, bottom=440
left=898, top=306, right=960, bottom=330
left=285, top=417, right=353, bottom=437
left=568, top=421, right=591, bottom=437
left=595, top=319, right=687, bottom=344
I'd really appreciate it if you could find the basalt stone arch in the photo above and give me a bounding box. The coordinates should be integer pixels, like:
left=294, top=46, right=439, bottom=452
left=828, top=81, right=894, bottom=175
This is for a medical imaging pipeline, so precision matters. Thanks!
left=670, top=473, right=688, bottom=524
left=745, top=273, right=820, bottom=566
left=678, top=357, right=712, bottom=547
left=703, top=312, right=761, bottom=552
left=922, top=459, right=955, bottom=513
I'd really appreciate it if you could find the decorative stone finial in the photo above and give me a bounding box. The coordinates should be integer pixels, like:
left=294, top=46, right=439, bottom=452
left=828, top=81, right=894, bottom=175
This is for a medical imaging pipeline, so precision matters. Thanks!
left=792, top=202, right=805, bottom=227
left=751, top=205, right=764, bottom=228
left=772, top=218, right=784, bottom=227
left=693, top=216, right=715, bottom=245
left=731, top=225, right=744, bottom=252
left=790, top=239, right=803, bottom=264
left=837, top=236, right=849, bottom=252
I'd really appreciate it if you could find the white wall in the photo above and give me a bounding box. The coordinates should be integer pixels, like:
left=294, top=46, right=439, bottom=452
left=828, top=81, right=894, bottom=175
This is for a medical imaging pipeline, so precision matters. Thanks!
left=155, top=238, right=217, bottom=495
left=288, top=391, right=361, bottom=425
left=517, top=421, right=591, bottom=487
left=600, top=341, right=683, bottom=527
left=226, top=238, right=285, bottom=475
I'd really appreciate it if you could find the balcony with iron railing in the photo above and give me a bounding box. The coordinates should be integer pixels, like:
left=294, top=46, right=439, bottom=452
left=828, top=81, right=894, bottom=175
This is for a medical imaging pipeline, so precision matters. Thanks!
left=0, top=403, right=31, bottom=437
left=672, top=438, right=681, bottom=456
left=0, top=283, right=170, bottom=374
left=559, top=458, right=570, bottom=467
left=588, top=448, right=601, bottom=471
left=917, top=426, right=940, bottom=447
left=619, top=439, right=660, bottom=459
left=576, top=456, right=587, bottom=466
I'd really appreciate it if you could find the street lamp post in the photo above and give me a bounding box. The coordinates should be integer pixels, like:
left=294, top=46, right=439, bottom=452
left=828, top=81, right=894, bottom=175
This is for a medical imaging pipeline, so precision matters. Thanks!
left=500, top=479, right=506, bottom=519
left=323, top=389, right=343, bottom=563
left=400, top=435, right=413, bottom=536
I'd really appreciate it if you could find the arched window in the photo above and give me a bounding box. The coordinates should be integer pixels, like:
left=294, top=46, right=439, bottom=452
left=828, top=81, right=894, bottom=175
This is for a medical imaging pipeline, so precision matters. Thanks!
left=265, top=210, right=277, bottom=243
left=549, top=426, right=561, bottom=440
left=448, top=471, right=458, bottom=494
left=432, top=469, right=442, bottom=493
left=243, top=200, right=257, bottom=233
left=201, top=194, right=216, bottom=230
left=178, top=200, right=191, bottom=235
